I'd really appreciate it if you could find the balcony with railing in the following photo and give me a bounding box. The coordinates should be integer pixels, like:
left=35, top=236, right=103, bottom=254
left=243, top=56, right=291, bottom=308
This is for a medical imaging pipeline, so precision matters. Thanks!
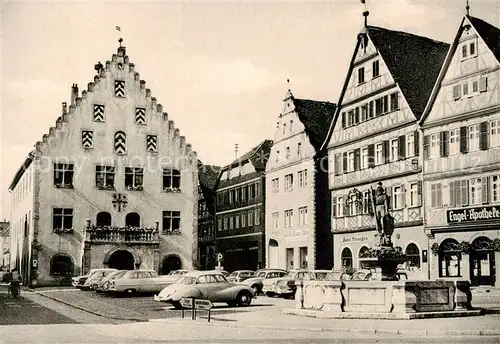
left=85, top=225, right=160, bottom=245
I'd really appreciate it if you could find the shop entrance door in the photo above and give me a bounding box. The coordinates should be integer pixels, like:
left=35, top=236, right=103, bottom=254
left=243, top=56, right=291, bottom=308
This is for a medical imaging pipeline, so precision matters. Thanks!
left=470, top=250, right=495, bottom=286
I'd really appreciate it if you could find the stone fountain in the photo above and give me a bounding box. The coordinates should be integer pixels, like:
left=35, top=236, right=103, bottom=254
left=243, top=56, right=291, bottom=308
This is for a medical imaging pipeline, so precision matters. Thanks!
left=284, top=182, right=481, bottom=319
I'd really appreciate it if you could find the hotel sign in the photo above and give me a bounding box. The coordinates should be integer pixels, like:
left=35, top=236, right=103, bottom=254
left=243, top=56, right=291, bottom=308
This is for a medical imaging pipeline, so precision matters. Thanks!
left=447, top=206, right=500, bottom=224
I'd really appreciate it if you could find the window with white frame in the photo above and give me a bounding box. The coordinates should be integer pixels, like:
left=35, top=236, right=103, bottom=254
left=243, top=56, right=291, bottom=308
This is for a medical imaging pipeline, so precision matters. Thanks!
left=217, top=218, right=222, bottom=231
left=449, top=128, right=460, bottom=155
left=162, top=211, right=181, bottom=233
left=406, top=133, right=415, bottom=157
left=53, top=208, right=74, bottom=232
left=491, top=120, right=500, bottom=147
left=290, top=120, right=293, bottom=132
left=298, top=206, right=308, bottom=226
left=358, top=67, right=365, bottom=84
left=430, top=183, right=442, bottom=208
left=235, top=214, right=240, bottom=228
left=469, top=124, right=480, bottom=151
left=348, top=151, right=355, bottom=172
left=241, top=212, right=247, bottom=227
left=54, top=163, right=75, bottom=188
left=223, top=216, right=228, bottom=230
left=361, top=147, right=368, bottom=169
left=283, top=123, right=286, bottom=135
left=272, top=178, right=280, bottom=194
left=348, top=194, right=358, bottom=216
left=272, top=212, right=279, bottom=230
left=430, top=133, right=440, bottom=158
left=286, top=147, right=291, bottom=159
left=461, top=40, right=477, bottom=60
left=409, top=182, right=419, bottom=207
left=375, top=143, right=383, bottom=165
left=254, top=209, right=260, bottom=225
left=297, top=142, right=302, bottom=156
left=393, top=186, right=404, bottom=209
left=285, top=174, right=293, bottom=192
left=469, top=178, right=483, bottom=205
left=284, top=209, right=293, bottom=228
left=275, top=150, right=279, bottom=163
left=337, top=196, right=344, bottom=217
left=298, top=170, right=307, bottom=188
left=390, top=139, right=399, bottom=162
left=363, top=191, right=371, bottom=214
left=492, top=175, right=499, bottom=202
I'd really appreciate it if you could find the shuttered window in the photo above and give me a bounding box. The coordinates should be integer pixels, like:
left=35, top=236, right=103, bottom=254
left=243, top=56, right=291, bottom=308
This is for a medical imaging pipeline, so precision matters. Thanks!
left=479, top=122, right=489, bottom=150
left=439, top=131, right=449, bottom=157
left=430, top=183, right=442, bottom=208
left=334, top=153, right=342, bottom=176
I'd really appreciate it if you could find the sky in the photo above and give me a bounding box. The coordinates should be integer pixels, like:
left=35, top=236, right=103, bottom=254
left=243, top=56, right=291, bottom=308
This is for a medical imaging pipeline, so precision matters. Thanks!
left=1, top=0, right=499, bottom=220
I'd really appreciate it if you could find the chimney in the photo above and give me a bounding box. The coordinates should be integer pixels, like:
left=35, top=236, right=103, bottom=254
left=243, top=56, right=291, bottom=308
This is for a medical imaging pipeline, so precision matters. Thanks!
left=71, top=84, right=78, bottom=105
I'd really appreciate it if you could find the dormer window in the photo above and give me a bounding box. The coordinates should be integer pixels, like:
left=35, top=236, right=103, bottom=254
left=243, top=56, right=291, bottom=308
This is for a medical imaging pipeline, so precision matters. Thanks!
left=283, top=123, right=286, bottom=134
left=290, top=120, right=293, bottom=132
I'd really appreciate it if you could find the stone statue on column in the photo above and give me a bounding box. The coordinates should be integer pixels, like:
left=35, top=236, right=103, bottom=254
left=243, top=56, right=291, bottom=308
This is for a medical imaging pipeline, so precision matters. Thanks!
left=373, top=182, right=395, bottom=247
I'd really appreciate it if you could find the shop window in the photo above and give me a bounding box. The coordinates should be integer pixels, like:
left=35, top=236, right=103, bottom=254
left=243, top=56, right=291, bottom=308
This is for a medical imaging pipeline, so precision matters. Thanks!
left=405, top=243, right=420, bottom=269
left=439, top=239, right=462, bottom=277
left=341, top=247, right=353, bottom=271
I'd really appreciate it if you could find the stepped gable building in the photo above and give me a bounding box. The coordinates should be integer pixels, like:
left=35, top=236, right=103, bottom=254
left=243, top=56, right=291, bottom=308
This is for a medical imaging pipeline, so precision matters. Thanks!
left=322, top=21, right=449, bottom=279
left=265, top=90, right=336, bottom=270
left=8, top=43, right=199, bottom=286
left=420, top=15, right=500, bottom=287
left=215, top=140, right=273, bottom=272
left=197, top=162, right=220, bottom=270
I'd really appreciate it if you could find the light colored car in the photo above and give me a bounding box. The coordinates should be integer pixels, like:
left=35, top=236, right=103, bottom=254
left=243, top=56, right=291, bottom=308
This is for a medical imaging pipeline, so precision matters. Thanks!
left=262, top=270, right=316, bottom=299
left=325, top=271, right=353, bottom=281
left=154, top=271, right=255, bottom=309
left=107, top=269, right=179, bottom=295
left=241, top=269, right=287, bottom=294
left=72, top=268, right=114, bottom=288
left=96, top=270, right=129, bottom=292
left=83, top=269, right=117, bottom=290
left=313, top=270, right=331, bottom=280
left=226, top=270, right=255, bottom=283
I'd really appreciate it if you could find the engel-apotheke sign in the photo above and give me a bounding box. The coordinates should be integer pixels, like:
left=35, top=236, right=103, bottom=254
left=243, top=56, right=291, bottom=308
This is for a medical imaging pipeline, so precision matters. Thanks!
left=447, top=206, right=500, bottom=224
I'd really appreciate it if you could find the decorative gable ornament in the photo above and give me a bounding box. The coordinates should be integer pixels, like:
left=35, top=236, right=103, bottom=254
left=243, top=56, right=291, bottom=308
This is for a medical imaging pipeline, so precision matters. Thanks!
left=114, top=131, right=126, bottom=155
left=112, top=193, right=128, bottom=212
left=147, top=135, right=157, bottom=153
left=93, top=104, right=105, bottom=122
left=135, top=107, right=146, bottom=125
left=114, top=80, right=125, bottom=97
left=82, top=130, right=93, bottom=149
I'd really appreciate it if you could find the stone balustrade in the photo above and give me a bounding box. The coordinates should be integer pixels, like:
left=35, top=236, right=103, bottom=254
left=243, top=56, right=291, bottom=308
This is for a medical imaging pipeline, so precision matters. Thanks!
left=85, top=226, right=159, bottom=244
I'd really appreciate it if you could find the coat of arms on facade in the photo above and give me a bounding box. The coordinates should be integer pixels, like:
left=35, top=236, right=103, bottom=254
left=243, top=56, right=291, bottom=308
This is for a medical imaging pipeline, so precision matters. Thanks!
left=112, top=193, right=128, bottom=212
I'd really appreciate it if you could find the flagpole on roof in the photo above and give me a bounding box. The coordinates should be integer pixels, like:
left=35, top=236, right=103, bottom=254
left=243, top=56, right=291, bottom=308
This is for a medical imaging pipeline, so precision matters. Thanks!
left=361, top=0, right=369, bottom=27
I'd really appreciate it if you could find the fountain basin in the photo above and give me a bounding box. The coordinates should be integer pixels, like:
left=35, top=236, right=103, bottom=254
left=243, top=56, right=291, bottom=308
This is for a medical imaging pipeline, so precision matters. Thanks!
left=284, top=279, right=482, bottom=319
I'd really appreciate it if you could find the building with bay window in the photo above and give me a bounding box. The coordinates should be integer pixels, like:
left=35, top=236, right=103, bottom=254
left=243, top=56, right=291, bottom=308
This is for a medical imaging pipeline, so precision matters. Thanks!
left=322, top=19, right=449, bottom=279
left=215, top=140, right=272, bottom=272
left=420, top=15, right=500, bottom=287
left=265, top=90, right=335, bottom=270
left=8, top=44, right=198, bottom=286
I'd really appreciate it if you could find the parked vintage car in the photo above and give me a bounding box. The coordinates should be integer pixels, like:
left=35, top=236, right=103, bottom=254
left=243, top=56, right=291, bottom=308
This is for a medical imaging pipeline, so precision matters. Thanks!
left=82, top=269, right=118, bottom=290
left=226, top=270, right=254, bottom=283
left=154, top=271, right=255, bottom=309
left=325, top=271, right=353, bottom=281
left=262, top=269, right=316, bottom=299
left=240, top=269, right=287, bottom=294
left=96, top=270, right=129, bottom=292
left=72, top=268, right=115, bottom=288
left=313, top=270, right=331, bottom=280
left=106, top=269, right=179, bottom=295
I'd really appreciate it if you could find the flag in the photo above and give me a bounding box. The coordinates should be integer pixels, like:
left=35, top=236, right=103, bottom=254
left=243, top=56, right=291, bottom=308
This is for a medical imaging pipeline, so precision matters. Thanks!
left=116, top=26, right=121, bottom=31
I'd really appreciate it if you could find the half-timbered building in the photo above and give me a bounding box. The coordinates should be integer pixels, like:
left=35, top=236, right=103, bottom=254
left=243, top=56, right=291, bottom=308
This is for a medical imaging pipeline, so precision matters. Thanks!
left=420, top=15, right=500, bottom=287
left=8, top=43, right=199, bottom=286
left=322, top=19, right=449, bottom=279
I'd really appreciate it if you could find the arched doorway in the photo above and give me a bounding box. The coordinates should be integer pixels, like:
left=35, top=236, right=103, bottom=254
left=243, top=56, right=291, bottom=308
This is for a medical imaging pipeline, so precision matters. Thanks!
left=96, top=212, right=111, bottom=226
left=438, top=239, right=461, bottom=278
left=341, top=247, right=353, bottom=272
left=160, top=255, right=182, bottom=275
left=405, top=243, right=421, bottom=269
left=470, top=237, right=495, bottom=286
left=108, top=250, right=135, bottom=270
left=125, top=212, right=140, bottom=227
left=50, top=254, right=74, bottom=277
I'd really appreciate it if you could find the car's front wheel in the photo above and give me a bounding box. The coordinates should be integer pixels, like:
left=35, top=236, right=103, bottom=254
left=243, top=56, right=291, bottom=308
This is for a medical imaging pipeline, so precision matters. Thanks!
left=236, top=291, right=252, bottom=307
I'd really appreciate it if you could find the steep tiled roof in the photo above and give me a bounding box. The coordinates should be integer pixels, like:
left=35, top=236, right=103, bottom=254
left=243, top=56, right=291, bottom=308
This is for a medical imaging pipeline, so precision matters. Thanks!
left=293, top=98, right=336, bottom=151
left=223, top=139, right=273, bottom=171
left=367, top=26, right=450, bottom=119
left=467, top=16, right=500, bottom=62
left=198, top=163, right=221, bottom=190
